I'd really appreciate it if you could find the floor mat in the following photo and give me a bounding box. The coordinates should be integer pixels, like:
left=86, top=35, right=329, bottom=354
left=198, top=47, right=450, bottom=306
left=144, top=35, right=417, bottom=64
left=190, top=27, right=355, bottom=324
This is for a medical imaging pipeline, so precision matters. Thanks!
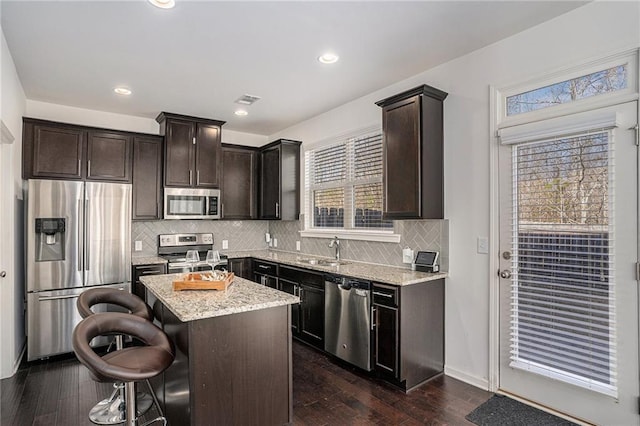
left=466, top=395, right=579, bottom=426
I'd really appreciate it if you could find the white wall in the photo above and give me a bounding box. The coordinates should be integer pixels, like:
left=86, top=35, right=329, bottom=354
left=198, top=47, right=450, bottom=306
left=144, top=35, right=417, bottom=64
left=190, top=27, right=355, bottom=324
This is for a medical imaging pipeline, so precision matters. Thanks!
left=270, top=1, right=640, bottom=388
left=1, top=26, right=27, bottom=379
left=26, top=100, right=268, bottom=147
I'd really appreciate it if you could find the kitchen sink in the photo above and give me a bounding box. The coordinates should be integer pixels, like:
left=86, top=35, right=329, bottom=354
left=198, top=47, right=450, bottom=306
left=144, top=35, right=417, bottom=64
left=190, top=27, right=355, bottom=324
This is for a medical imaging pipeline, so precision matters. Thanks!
left=297, top=258, right=350, bottom=267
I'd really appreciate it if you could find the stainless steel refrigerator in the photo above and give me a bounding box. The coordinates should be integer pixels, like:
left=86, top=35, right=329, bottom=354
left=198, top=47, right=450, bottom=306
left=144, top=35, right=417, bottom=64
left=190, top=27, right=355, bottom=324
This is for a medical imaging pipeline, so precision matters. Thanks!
left=26, top=179, right=131, bottom=360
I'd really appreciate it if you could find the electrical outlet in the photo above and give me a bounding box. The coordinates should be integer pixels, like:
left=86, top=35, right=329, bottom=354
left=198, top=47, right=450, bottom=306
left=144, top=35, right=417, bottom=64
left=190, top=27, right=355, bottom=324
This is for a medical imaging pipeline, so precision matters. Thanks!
left=134, top=241, right=142, bottom=252
left=402, top=247, right=414, bottom=263
left=296, top=241, right=301, bottom=251
left=222, top=240, right=228, bottom=249
left=477, top=237, right=489, bottom=254
left=273, top=238, right=278, bottom=248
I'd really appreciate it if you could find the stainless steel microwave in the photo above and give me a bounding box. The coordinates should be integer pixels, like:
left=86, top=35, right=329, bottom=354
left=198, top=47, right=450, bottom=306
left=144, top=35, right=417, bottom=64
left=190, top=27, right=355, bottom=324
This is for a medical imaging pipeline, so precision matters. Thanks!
left=164, top=188, right=220, bottom=219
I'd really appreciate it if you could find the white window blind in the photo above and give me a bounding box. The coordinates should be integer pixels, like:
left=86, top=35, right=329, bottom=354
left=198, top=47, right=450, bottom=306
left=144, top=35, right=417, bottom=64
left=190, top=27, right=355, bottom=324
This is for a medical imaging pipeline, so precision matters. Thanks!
left=509, top=130, right=616, bottom=396
left=305, top=131, right=393, bottom=231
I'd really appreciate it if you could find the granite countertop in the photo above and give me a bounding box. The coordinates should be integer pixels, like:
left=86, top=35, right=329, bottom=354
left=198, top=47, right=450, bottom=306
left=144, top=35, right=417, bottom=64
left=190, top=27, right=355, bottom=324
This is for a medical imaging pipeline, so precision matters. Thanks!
left=223, top=250, right=448, bottom=286
left=140, top=273, right=299, bottom=322
left=131, top=256, right=167, bottom=266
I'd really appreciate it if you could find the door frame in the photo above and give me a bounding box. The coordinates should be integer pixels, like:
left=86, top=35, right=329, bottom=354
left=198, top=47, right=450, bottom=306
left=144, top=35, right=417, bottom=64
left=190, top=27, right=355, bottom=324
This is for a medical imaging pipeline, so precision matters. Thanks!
left=488, top=48, right=640, bottom=394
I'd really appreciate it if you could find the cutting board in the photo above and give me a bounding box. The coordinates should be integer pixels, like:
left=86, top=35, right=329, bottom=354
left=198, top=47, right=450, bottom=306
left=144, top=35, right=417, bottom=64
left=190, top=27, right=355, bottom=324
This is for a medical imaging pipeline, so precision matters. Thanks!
left=173, top=272, right=235, bottom=291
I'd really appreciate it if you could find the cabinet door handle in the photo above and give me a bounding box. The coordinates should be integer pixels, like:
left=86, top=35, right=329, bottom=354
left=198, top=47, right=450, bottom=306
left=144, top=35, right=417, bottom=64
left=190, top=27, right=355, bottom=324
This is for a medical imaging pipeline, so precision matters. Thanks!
left=371, top=306, right=376, bottom=331
left=87, top=160, right=91, bottom=176
left=275, top=202, right=279, bottom=217
left=221, top=203, right=224, bottom=218
left=197, top=170, right=200, bottom=185
left=189, top=170, right=193, bottom=186
left=78, top=159, right=81, bottom=175
left=299, top=287, right=304, bottom=301
left=192, top=137, right=196, bottom=145
left=373, top=291, right=393, bottom=298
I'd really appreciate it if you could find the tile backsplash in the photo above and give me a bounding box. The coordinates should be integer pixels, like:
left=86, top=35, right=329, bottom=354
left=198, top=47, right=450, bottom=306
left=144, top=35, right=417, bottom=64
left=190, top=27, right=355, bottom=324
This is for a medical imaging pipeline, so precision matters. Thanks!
left=269, top=216, right=448, bottom=271
left=132, top=220, right=269, bottom=256
left=133, top=216, right=448, bottom=271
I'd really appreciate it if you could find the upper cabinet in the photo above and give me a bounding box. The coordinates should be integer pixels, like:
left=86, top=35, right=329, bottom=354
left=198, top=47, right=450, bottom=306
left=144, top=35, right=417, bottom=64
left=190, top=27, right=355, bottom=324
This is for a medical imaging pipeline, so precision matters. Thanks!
left=376, top=85, right=448, bottom=219
left=259, top=139, right=301, bottom=221
left=156, top=112, right=225, bottom=188
left=132, top=135, right=163, bottom=220
left=221, top=144, right=258, bottom=220
left=22, top=118, right=132, bottom=183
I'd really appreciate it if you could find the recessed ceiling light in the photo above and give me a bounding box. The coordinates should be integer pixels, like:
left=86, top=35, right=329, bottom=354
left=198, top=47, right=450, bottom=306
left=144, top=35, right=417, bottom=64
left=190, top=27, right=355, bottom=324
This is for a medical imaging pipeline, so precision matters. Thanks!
left=148, top=0, right=175, bottom=9
left=318, top=53, right=339, bottom=64
left=114, top=87, right=132, bottom=96
left=234, top=110, right=248, bottom=116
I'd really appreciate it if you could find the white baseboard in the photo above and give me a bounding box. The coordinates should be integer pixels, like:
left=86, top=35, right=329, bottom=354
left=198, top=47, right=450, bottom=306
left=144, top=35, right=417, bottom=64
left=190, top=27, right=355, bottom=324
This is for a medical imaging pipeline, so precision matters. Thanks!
left=444, top=366, right=489, bottom=390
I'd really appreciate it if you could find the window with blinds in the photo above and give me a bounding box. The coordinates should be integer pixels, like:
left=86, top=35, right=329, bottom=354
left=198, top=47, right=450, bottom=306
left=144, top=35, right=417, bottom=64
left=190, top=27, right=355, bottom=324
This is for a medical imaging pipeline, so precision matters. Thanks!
left=510, top=130, right=615, bottom=395
left=306, top=132, right=393, bottom=231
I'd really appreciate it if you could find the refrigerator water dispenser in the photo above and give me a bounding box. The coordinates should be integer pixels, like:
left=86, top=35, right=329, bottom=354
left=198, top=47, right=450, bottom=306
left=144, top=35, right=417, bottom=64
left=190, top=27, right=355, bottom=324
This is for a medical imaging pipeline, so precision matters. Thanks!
left=35, top=218, right=65, bottom=261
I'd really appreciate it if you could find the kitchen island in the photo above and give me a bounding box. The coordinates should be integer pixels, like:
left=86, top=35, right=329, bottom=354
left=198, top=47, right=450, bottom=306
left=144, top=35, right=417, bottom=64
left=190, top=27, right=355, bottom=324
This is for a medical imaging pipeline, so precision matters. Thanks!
left=140, top=273, right=299, bottom=426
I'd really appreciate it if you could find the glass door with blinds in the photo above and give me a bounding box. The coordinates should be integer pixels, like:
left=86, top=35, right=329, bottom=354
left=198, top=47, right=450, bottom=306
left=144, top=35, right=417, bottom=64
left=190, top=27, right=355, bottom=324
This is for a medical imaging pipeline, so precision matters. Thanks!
left=498, top=102, right=638, bottom=424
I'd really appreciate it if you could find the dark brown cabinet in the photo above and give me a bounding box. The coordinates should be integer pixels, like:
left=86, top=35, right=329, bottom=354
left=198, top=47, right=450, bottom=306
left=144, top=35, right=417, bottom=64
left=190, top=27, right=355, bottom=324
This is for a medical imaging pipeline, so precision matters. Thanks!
left=228, top=257, right=252, bottom=279
left=132, top=135, right=163, bottom=220
left=279, top=265, right=324, bottom=349
left=86, top=131, right=132, bottom=182
left=132, top=263, right=167, bottom=303
left=372, top=280, right=444, bottom=391
left=221, top=144, right=258, bottom=219
left=22, top=118, right=133, bottom=183
left=156, top=112, right=224, bottom=189
left=376, top=85, right=448, bottom=219
left=259, top=139, right=301, bottom=220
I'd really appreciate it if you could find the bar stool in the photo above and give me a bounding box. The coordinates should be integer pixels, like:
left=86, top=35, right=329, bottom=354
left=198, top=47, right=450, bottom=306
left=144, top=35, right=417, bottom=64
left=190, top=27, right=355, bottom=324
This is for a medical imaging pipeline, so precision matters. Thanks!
left=77, top=288, right=154, bottom=424
left=73, top=312, right=175, bottom=426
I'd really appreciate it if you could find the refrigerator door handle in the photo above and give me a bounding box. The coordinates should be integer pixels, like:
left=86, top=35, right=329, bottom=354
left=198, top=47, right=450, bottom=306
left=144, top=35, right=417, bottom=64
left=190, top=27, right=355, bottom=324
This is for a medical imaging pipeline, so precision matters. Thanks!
left=77, top=199, right=83, bottom=272
left=85, top=199, right=90, bottom=271
left=38, top=294, right=80, bottom=301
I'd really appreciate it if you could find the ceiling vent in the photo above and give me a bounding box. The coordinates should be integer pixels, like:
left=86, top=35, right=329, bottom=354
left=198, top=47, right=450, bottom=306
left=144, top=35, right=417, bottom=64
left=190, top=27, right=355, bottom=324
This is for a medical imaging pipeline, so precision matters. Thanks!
left=235, top=94, right=261, bottom=105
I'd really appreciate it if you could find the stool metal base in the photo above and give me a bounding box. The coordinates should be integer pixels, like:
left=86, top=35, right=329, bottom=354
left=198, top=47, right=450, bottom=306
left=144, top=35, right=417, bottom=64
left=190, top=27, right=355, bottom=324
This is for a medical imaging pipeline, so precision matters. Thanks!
left=88, top=391, right=153, bottom=425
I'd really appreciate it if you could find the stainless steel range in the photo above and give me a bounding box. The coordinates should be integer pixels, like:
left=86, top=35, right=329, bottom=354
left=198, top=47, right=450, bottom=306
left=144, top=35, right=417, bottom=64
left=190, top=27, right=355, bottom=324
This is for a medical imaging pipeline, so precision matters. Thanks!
left=158, top=233, right=228, bottom=273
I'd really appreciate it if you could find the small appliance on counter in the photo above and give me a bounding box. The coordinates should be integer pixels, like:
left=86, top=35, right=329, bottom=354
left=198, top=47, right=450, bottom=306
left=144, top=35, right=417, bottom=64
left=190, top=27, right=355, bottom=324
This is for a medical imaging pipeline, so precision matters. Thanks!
left=412, top=251, right=439, bottom=273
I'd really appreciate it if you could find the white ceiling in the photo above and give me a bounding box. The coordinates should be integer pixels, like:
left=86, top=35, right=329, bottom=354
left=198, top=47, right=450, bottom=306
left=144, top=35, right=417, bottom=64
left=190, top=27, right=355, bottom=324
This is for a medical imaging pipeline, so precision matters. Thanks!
left=1, top=1, right=587, bottom=136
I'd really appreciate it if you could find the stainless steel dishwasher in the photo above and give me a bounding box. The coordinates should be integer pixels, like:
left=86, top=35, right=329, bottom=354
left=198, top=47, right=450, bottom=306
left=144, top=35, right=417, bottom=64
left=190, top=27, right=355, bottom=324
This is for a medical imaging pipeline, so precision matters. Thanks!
left=324, top=274, right=372, bottom=371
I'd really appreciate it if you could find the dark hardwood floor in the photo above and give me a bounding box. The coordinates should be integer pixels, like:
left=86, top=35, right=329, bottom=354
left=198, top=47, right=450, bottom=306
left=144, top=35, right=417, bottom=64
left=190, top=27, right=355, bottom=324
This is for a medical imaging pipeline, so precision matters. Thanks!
left=1, top=341, right=491, bottom=425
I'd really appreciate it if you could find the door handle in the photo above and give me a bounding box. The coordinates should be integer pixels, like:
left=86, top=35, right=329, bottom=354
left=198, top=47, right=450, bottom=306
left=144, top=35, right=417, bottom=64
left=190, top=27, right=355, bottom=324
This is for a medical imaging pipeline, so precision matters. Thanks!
left=189, top=170, right=193, bottom=186
left=0, top=271, right=6, bottom=278
left=39, top=294, right=80, bottom=301
left=85, top=199, right=90, bottom=271
left=499, top=270, right=512, bottom=279
left=275, top=202, right=279, bottom=217
left=371, top=306, right=376, bottom=331
left=77, top=199, right=83, bottom=272
left=197, top=170, right=200, bottom=185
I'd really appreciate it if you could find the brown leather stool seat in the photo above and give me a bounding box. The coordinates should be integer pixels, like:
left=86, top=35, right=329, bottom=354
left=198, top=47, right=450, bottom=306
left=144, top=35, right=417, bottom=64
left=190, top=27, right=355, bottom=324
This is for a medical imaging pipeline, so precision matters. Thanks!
left=77, top=288, right=153, bottom=321
left=73, top=313, right=175, bottom=426
left=76, top=288, right=155, bottom=425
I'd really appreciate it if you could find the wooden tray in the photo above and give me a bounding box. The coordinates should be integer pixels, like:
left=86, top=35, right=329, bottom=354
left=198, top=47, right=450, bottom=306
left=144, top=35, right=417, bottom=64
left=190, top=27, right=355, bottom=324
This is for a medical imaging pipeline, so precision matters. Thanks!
left=173, top=272, right=235, bottom=291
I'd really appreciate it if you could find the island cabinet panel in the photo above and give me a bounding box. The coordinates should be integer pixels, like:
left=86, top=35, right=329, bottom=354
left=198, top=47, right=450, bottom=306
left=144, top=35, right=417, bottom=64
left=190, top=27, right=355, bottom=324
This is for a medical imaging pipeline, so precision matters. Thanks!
left=221, top=144, right=258, bottom=219
left=228, top=257, right=252, bottom=280
left=376, top=85, right=447, bottom=219
left=157, top=112, right=225, bottom=189
left=157, top=302, right=292, bottom=426
left=373, top=279, right=444, bottom=391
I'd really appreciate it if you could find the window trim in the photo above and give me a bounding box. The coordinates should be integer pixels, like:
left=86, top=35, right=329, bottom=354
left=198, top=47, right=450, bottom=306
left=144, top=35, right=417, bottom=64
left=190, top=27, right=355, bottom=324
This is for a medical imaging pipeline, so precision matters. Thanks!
left=302, top=126, right=401, bottom=243
left=497, top=50, right=638, bottom=129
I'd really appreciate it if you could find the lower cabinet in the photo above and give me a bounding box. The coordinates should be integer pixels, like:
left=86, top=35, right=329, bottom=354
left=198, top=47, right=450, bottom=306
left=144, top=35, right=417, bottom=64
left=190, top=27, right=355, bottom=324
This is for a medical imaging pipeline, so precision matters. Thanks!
left=228, top=257, right=252, bottom=279
left=372, top=279, right=444, bottom=391
left=279, top=265, right=324, bottom=349
left=252, top=260, right=278, bottom=289
left=132, top=263, right=167, bottom=302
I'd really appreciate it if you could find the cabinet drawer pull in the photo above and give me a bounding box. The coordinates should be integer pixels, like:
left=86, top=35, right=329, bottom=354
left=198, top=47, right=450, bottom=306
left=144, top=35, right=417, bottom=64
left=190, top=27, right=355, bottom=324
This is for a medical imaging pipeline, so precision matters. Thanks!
left=373, top=291, right=393, bottom=298
left=258, top=265, right=270, bottom=269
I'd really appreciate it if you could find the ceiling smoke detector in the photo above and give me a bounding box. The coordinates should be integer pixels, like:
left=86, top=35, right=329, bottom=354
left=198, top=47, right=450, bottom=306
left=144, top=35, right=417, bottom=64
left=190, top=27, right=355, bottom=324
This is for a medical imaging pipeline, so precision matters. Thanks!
left=235, top=94, right=261, bottom=105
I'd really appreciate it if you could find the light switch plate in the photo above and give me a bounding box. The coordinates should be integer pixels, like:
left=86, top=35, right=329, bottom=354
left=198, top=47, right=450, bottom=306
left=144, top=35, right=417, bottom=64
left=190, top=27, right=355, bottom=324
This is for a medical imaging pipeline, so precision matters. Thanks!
left=477, top=237, right=489, bottom=254
left=134, top=241, right=142, bottom=252
left=222, top=240, right=228, bottom=249
left=273, top=238, right=278, bottom=248
left=296, top=241, right=301, bottom=251
left=402, top=247, right=414, bottom=264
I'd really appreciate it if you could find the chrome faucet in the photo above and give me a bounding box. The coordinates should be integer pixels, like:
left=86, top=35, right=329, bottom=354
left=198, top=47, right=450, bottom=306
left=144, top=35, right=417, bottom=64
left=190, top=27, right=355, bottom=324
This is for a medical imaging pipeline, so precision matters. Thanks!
left=328, top=236, right=341, bottom=261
